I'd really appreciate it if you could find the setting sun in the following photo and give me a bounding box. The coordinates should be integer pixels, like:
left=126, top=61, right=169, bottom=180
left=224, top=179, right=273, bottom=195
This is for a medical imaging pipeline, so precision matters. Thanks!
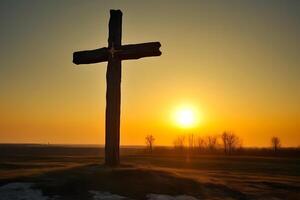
left=173, top=105, right=200, bottom=128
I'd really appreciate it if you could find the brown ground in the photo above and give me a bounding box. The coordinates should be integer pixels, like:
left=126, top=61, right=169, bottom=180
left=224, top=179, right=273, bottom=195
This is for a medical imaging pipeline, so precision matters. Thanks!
left=0, top=145, right=299, bottom=199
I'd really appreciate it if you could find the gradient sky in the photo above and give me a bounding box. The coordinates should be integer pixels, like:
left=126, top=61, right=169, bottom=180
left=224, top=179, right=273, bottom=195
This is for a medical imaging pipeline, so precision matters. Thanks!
left=0, top=0, right=299, bottom=146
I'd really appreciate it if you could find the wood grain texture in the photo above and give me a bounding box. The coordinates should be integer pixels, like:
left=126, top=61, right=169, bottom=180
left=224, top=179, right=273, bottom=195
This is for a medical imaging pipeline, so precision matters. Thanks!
left=105, top=9, right=122, bottom=166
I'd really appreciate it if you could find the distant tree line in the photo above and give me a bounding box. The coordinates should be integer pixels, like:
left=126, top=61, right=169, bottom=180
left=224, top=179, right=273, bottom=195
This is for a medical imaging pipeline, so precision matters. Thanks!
left=145, top=133, right=284, bottom=156
left=173, top=132, right=242, bottom=155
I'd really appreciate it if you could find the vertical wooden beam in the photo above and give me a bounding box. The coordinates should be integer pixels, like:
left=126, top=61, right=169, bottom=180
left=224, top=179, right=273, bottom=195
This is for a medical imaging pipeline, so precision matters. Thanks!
left=105, top=10, right=122, bottom=166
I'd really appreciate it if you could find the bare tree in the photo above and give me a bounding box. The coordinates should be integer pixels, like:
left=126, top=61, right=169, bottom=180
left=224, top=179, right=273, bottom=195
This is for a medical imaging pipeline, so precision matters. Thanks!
left=221, top=132, right=229, bottom=154
left=271, top=136, right=281, bottom=153
left=206, top=135, right=218, bottom=151
left=221, top=132, right=242, bottom=154
left=145, top=134, right=155, bottom=153
left=197, top=136, right=207, bottom=152
left=188, top=134, right=195, bottom=151
left=174, top=135, right=185, bottom=151
left=227, top=132, right=241, bottom=154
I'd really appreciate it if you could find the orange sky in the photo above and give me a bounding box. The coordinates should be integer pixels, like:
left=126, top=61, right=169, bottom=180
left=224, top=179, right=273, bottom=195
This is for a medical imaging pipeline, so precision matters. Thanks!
left=0, top=1, right=299, bottom=147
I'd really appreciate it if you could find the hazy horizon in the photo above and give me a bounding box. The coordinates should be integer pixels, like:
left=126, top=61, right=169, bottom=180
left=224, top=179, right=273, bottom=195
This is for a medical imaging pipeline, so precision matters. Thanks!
left=0, top=142, right=298, bottom=148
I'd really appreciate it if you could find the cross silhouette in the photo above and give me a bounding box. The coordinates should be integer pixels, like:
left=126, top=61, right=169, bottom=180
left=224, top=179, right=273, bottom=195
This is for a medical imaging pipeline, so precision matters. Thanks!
left=73, top=10, right=161, bottom=166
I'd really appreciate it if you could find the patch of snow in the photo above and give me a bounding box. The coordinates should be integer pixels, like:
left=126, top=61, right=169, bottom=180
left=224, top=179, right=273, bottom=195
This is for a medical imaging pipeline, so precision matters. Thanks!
left=147, top=194, right=199, bottom=200
left=89, top=190, right=128, bottom=200
left=0, top=182, right=50, bottom=200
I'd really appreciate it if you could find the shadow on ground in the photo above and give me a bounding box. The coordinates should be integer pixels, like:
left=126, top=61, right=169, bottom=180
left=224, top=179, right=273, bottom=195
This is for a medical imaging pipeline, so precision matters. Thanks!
left=17, top=164, right=246, bottom=200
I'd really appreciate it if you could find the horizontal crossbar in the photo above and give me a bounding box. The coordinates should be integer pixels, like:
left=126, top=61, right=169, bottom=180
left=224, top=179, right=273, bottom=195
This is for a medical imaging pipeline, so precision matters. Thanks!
left=73, top=42, right=161, bottom=65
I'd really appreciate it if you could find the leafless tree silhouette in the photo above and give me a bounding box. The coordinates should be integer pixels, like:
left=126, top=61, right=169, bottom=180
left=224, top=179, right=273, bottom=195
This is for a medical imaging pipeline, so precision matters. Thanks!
left=174, top=135, right=185, bottom=151
left=188, top=134, right=195, bottom=151
left=221, top=132, right=242, bottom=154
left=145, top=134, right=155, bottom=153
left=206, top=135, right=218, bottom=151
left=271, top=136, right=281, bottom=153
left=221, top=132, right=229, bottom=154
left=197, top=136, right=207, bottom=152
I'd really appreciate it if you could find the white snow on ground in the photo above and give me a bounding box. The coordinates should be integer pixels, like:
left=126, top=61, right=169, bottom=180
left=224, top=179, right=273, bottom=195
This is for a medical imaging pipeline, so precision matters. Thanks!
left=0, top=182, right=50, bottom=200
left=90, top=190, right=127, bottom=200
left=146, top=194, right=199, bottom=200
left=89, top=191, right=199, bottom=200
left=0, top=183, right=199, bottom=200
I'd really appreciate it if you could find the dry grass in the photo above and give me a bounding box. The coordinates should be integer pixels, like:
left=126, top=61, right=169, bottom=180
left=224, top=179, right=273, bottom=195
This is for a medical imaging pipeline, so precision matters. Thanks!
left=0, top=145, right=299, bottom=199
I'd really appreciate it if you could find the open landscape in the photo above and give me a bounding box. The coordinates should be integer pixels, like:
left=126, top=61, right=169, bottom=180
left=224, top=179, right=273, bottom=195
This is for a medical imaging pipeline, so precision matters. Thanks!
left=1, top=1, right=300, bottom=199
left=0, top=144, right=299, bottom=200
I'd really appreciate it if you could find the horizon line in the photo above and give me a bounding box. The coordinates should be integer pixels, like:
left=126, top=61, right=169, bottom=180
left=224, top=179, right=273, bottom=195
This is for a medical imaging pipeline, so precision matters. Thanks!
left=0, top=142, right=298, bottom=149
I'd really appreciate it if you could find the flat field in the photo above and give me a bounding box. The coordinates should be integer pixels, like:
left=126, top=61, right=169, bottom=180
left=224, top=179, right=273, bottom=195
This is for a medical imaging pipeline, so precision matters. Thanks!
left=0, top=145, right=299, bottom=200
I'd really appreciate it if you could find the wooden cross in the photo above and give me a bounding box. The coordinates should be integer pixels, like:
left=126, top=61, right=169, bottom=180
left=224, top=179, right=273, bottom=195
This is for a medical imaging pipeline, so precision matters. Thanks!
left=73, top=10, right=161, bottom=166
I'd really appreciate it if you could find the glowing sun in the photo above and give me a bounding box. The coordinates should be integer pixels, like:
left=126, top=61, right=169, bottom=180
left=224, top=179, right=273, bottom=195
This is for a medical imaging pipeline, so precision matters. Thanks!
left=173, top=105, right=200, bottom=128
